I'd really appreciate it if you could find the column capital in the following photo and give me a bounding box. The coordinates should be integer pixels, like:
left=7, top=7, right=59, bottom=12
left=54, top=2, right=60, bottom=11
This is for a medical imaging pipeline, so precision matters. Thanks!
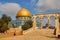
left=32, top=16, right=36, bottom=19
left=40, top=16, right=43, bottom=19
left=48, top=16, right=50, bottom=19
left=55, top=16, right=59, bottom=19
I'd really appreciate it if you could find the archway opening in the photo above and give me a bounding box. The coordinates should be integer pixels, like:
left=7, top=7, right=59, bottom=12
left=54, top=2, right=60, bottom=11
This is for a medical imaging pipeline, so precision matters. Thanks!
left=49, top=16, right=55, bottom=29
left=36, top=17, right=40, bottom=28
left=42, top=16, right=48, bottom=28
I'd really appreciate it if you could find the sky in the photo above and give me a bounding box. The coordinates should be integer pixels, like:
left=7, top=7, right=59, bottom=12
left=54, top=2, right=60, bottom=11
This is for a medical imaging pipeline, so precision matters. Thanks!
left=0, top=0, right=60, bottom=26
left=0, top=0, right=60, bottom=19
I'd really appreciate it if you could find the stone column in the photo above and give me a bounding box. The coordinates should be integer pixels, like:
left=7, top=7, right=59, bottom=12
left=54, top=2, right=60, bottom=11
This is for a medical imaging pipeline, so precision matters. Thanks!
left=55, top=16, right=59, bottom=37
left=40, top=17, right=43, bottom=29
left=32, top=17, right=36, bottom=30
left=48, top=16, right=50, bottom=28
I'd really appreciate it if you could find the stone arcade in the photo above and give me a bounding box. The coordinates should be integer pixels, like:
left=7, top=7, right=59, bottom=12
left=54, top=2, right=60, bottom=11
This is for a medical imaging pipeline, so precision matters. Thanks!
left=32, top=12, right=60, bottom=37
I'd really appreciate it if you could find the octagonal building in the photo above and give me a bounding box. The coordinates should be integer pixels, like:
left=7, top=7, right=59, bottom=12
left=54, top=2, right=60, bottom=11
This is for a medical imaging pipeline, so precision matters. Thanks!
left=8, top=8, right=31, bottom=27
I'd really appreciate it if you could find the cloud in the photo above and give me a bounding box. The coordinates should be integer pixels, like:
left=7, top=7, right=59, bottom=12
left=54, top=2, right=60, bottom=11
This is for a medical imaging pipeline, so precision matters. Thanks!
left=0, top=3, right=21, bottom=15
left=35, top=0, right=60, bottom=13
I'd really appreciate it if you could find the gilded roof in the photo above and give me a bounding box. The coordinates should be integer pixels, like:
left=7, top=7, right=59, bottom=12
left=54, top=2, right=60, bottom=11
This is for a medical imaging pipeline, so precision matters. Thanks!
left=16, top=8, right=30, bottom=17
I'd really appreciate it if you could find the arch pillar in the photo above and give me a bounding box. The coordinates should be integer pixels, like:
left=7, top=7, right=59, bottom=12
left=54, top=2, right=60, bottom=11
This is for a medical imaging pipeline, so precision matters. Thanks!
left=48, top=16, right=50, bottom=28
left=55, top=16, right=59, bottom=37
left=40, top=16, right=43, bottom=29
left=32, top=16, right=36, bottom=30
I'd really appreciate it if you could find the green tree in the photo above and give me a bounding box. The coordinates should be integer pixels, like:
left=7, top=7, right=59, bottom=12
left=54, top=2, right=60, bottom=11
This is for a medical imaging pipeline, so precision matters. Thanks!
left=0, top=14, right=12, bottom=33
left=22, top=20, right=33, bottom=30
left=1, top=14, right=11, bottom=24
left=25, top=20, right=33, bottom=27
left=0, top=23, right=9, bottom=33
left=0, top=19, right=4, bottom=28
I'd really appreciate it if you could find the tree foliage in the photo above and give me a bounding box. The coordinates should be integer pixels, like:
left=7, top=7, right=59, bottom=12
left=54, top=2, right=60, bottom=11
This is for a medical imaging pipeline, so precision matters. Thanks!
left=0, top=14, right=11, bottom=33
left=22, top=20, right=33, bottom=30
left=1, top=14, right=11, bottom=24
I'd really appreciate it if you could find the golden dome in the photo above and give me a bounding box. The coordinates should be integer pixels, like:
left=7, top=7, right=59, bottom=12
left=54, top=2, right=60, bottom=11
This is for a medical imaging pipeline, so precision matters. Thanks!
left=16, top=8, right=30, bottom=17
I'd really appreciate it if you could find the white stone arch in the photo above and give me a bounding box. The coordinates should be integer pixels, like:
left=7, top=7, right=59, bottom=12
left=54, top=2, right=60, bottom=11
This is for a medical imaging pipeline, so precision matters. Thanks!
left=32, top=13, right=59, bottom=30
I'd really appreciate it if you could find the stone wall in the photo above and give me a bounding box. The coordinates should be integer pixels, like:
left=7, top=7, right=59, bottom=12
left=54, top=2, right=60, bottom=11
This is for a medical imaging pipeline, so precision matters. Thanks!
left=0, top=27, right=23, bottom=38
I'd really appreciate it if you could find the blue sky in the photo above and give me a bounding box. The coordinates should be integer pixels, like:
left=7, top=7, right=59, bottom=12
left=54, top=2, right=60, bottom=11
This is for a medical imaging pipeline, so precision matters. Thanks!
left=0, top=0, right=38, bottom=19
left=0, top=0, right=59, bottom=26
left=0, top=0, right=60, bottom=20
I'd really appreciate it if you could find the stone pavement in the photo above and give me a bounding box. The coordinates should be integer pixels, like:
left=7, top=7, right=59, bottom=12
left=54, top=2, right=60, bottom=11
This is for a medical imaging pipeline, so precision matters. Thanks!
left=0, top=29, right=60, bottom=40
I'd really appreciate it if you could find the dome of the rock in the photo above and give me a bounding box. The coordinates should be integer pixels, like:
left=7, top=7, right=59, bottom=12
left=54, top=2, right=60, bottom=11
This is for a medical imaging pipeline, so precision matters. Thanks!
left=8, top=8, right=31, bottom=27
